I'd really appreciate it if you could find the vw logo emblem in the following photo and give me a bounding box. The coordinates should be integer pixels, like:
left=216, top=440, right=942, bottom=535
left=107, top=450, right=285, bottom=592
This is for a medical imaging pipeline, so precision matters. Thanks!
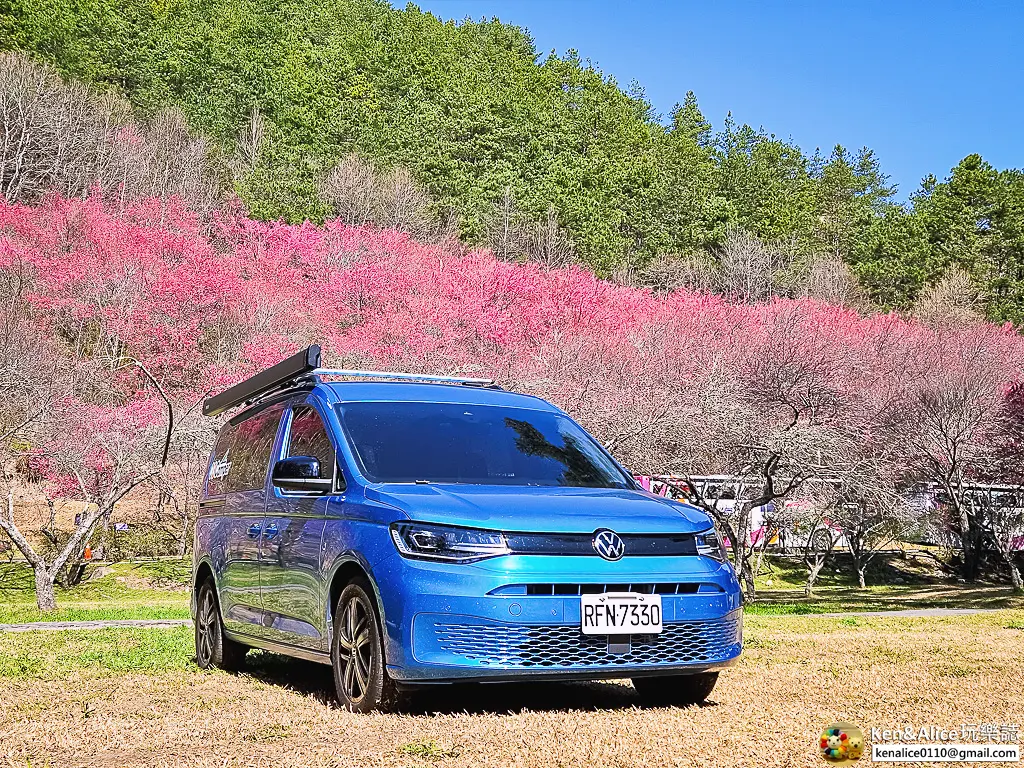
left=593, top=529, right=625, bottom=561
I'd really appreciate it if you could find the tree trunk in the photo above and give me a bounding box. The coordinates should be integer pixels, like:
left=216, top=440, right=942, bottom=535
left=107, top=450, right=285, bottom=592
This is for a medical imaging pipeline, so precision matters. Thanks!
left=34, top=566, right=56, bottom=612
left=805, top=559, right=824, bottom=597
left=961, top=534, right=979, bottom=581
left=735, top=501, right=757, bottom=601
left=956, top=502, right=985, bottom=581
left=752, top=524, right=775, bottom=585
left=740, top=556, right=756, bottom=601
left=804, top=519, right=833, bottom=597
left=846, top=529, right=866, bottom=590
left=850, top=540, right=868, bottom=589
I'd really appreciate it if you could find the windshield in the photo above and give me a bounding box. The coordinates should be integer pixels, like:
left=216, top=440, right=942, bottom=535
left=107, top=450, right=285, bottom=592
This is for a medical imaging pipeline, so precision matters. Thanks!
left=337, top=401, right=632, bottom=488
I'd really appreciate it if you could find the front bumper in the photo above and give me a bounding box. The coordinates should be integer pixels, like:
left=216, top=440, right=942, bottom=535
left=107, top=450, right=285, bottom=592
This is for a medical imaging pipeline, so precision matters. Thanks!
left=373, top=552, right=744, bottom=683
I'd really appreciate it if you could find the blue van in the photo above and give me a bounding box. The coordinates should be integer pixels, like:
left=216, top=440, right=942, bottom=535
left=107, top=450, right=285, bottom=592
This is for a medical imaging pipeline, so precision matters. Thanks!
left=192, top=346, right=743, bottom=712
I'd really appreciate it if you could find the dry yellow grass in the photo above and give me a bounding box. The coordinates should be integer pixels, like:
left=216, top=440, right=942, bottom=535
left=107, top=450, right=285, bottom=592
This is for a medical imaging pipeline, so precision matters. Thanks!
left=1, top=612, right=1022, bottom=768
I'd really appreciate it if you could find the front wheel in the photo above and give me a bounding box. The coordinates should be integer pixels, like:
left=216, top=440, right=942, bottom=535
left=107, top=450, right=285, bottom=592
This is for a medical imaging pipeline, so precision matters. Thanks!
left=195, top=579, right=247, bottom=671
left=331, top=579, right=403, bottom=713
left=632, top=671, right=719, bottom=706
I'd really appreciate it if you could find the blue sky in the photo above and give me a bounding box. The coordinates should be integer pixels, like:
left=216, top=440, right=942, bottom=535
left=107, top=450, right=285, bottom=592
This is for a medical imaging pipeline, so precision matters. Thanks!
left=401, top=0, right=1023, bottom=200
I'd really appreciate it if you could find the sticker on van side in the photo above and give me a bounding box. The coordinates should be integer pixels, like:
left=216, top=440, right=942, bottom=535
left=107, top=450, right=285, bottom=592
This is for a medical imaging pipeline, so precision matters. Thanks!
left=209, top=451, right=232, bottom=480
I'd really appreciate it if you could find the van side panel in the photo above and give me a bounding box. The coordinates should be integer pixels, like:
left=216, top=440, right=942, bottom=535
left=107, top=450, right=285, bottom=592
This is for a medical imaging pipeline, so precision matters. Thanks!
left=199, top=403, right=286, bottom=636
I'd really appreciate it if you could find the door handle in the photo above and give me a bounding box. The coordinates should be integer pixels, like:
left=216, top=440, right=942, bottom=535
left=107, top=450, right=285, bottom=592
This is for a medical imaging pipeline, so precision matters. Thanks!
left=247, top=522, right=263, bottom=539
left=262, top=523, right=280, bottom=539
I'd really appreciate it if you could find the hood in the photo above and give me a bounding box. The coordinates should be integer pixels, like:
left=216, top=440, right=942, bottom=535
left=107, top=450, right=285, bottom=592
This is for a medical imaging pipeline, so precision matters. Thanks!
left=365, top=483, right=712, bottom=534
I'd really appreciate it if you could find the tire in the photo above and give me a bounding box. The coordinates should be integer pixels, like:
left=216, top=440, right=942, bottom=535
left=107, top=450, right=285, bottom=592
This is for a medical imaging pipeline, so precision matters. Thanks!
left=632, top=671, right=719, bottom=706
left=195, top=579, right=247, bottom=671
left=331, top=578, right=403, bottom=713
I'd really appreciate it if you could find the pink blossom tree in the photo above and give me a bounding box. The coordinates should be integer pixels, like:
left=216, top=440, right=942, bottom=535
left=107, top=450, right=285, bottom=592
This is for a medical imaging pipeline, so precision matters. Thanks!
left=880, top=326, right=1024, bottom=580
left=0, top=374, right=177, bottom=610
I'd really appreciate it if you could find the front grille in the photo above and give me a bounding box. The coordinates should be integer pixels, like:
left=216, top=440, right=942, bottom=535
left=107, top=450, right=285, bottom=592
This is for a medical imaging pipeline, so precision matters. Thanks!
left=431, top=612, right=741, bottom=668
left=504, top=532, right=697, bottom=557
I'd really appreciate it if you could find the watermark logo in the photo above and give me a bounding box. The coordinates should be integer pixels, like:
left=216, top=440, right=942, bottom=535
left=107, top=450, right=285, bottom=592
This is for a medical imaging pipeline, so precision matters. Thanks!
left=819, top=722, right=865, bottom=764
left=869, top=722, right=1020, bottom=762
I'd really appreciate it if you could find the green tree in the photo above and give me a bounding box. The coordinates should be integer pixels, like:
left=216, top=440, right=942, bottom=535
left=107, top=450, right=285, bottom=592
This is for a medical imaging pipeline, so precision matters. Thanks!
left=645, top=93, right=730, bottom=258
left=912, top=155, right=1024, bottom=323
left=811, top=145, right=896, bottom=260
left=850, top=204, right=931, bottom=309
left=713, top=116, right=817, bottom=245
left=850, top=155, right=1024, bottom=321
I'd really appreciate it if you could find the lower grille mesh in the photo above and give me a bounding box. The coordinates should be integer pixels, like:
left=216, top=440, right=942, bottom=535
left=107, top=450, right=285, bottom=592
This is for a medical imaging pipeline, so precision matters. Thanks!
left=432, top=613, right=741, bottom=667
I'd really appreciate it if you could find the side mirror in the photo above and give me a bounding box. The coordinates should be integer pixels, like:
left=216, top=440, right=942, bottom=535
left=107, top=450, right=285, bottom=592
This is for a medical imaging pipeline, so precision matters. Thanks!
left=272, top=456, right=333, bottom=494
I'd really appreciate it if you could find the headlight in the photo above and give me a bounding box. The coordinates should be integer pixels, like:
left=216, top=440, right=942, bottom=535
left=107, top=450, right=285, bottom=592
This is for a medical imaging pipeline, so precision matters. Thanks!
left=389, top=522, right=510, bottom=563
left=696, top=524, right=729, bottom=562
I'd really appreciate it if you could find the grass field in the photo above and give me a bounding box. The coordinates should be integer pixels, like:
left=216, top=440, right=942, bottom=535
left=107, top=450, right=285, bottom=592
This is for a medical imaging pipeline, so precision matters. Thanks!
left=0, top=611, right=1021, bottom=767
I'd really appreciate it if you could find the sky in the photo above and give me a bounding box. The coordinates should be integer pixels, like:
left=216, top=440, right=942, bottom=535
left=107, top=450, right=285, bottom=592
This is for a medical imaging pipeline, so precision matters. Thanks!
left=400, top=0, right=1023, bottom=200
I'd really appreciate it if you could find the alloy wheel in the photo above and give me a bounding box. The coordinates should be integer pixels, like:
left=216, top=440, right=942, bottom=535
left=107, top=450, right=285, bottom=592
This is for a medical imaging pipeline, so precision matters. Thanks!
left=336, top=593, right=373, bottom=702
left=196, top=588, right=217, bottom=667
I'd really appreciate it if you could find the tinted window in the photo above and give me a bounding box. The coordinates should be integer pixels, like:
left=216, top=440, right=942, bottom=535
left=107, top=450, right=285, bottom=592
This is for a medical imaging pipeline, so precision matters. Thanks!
left=337, top=402, right=631, bottom=488
left=205, top=405, right=284, bottom=495
left=287, top=405, right=336, bottom=480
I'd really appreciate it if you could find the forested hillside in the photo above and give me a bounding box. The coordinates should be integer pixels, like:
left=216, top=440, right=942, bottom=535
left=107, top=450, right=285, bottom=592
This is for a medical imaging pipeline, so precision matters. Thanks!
left=2, top=0, right=1024, bottom=322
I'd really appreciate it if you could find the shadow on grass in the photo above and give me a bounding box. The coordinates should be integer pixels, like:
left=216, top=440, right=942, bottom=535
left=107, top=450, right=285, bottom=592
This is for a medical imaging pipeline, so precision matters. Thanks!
left=239, top=652, right=717, bottom=715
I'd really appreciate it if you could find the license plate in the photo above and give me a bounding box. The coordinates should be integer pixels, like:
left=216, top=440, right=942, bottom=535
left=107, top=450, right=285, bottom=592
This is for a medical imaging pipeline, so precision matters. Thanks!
left=580, top=592, right=663, bottom=635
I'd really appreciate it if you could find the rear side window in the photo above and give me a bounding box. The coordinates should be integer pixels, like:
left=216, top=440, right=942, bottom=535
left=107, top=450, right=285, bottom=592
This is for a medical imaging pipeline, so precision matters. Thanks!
left=287, top=405, right=336, bottom=480
left=205, top=405, right=284, bottom=495
left=206, top=423, right=236, bottom=497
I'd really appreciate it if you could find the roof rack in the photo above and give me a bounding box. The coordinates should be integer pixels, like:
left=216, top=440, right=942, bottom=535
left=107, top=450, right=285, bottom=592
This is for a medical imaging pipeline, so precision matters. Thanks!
left=313, top=369, right=495, bottom=386
left=203, top=345, right=321, bottom=417
left=202, top=345, right=499, bottom=417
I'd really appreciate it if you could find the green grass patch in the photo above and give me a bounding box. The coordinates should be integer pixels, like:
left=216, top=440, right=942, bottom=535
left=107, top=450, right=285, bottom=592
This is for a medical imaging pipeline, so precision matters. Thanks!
left=398, top=740, right=461, bottom=760
left=243, top=724, right=292, bottom=743
left=0, top=559, right=191, bottom=600
left=936, top=662, right=976, bottom=678
left=745, top=601, right=830, bottom=616
left=746, top=584, right=1024, bottom=615
left=0, top=604, right=191, bottom=624
left=0, top=559, right=191, bottom=623
left=0, top=625, right=195, bottom=679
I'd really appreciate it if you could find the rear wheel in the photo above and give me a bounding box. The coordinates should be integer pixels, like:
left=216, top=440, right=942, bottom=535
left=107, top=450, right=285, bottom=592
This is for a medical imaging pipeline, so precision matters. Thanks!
left=632, top=672, right=719, bottom=706
left=331, top=578, right=403, bottom=713
left=195, top=579, right=247, bottom=671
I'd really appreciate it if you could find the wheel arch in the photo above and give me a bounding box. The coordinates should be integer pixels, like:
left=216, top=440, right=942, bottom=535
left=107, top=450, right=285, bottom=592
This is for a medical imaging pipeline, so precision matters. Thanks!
left=194, top=559, right=216, bottom=587
left=192, top=556, right=218, bottom=618
left=324, top=556, right=389, bottom=661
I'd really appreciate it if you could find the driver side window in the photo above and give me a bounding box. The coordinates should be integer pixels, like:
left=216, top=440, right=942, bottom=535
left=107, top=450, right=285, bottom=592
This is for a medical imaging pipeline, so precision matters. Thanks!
left=287, top=405, right=339, bottom=487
